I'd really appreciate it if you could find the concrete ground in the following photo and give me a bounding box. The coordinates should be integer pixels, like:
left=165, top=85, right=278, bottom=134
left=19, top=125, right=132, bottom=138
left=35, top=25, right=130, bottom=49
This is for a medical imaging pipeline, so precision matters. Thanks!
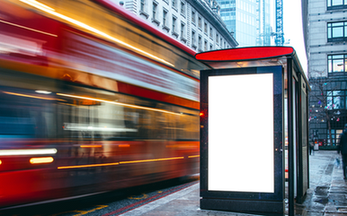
left=118, top=150, right=347, bottom=216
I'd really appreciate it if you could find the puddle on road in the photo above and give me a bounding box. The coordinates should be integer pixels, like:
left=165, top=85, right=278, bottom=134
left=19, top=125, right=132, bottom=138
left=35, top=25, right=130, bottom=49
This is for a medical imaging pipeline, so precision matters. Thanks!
left=314, top=197, right=329, bottom=205
left=314, top=186, right=330, bottom=196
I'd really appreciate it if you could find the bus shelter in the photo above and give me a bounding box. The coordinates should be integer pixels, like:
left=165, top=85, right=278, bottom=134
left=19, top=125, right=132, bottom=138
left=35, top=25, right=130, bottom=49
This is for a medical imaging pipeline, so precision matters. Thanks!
left=196, top=47, right=310, bottom=216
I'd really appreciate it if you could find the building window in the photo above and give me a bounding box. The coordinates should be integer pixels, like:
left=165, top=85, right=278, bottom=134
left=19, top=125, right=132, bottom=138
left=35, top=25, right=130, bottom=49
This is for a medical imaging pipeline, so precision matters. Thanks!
left=181, top=23, right=186, bottom=38
left=192, top=31, right=196, bottom=47
left=151, top=2, right=160, bottom=25
left=198, top=16, right=202, bottom=29
left=327, top=90, right=346, bottom=110
left=198, top=35, right=202, bottom=51
left=162, top=9, right=169, bottom=31
left=204, top=40, right=207, bottom=51
left=140, top=0, right=146, bottom=12
left=172, top=17, right=177, bottom=33
left=172, top=0, right=177, bottom=8
left=210, top=27, right=213, bottom=38
left=192, top=11, right=195, bottom=24
left=328, top=129, right=343, bottom=146
left=327, top=0, right=347, bottom=10
left=216, top=33, right=219, bottom=43
left=140, top=0, right=149, bottom=18
left=328, top=54, right=347, bottom=73
left=204, top=22, right=208, bottom=34
left=151, top=1, right=163, bottom=25
left=220, top=38, right=223, bottom=46
left=180, top=1, right=185, bottom=15
left=327, top=21, right=347, bottom=42
left=152, top=2, right=157, bottom=19
left=210, top=44, right=213, bottom=50
left=163, top=10, right=167, bottom=26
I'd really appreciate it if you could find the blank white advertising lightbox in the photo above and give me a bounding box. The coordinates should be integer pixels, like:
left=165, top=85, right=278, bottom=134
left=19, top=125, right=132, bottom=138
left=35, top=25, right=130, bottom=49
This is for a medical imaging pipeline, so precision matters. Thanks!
left=208, top=73, right=274, bottom=193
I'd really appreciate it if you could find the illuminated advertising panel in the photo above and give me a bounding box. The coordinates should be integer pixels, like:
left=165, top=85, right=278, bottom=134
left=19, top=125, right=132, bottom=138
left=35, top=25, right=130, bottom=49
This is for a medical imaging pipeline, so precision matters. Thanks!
left=200, top=65, right=284, bottom=204
left=208, top=73, right=274, bottom=193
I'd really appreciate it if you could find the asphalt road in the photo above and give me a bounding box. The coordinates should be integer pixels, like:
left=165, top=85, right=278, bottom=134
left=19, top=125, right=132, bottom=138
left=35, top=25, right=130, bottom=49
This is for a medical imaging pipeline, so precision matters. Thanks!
left=0, top=176, right=199, bottom=216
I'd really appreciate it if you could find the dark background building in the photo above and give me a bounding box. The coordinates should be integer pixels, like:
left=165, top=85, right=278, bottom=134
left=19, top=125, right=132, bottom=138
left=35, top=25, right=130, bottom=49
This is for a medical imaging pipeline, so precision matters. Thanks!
left=305, top=0, right=347, bottom=150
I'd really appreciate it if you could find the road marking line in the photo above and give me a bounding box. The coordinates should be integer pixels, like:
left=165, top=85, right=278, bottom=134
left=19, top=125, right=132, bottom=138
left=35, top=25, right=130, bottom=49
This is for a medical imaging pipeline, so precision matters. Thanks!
left=74, top=205, right=108, bottom=216
left=128, top=193, right=148, bottom=200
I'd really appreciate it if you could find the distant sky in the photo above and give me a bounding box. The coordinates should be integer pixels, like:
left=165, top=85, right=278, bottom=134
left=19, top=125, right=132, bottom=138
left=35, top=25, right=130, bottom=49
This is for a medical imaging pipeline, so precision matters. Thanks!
left=283, top=0, right=308, bottom=75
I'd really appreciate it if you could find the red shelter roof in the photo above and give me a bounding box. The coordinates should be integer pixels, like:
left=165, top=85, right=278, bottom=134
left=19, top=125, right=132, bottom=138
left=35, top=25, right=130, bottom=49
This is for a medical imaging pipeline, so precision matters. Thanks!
left=195, top=46, right=294, bottom=62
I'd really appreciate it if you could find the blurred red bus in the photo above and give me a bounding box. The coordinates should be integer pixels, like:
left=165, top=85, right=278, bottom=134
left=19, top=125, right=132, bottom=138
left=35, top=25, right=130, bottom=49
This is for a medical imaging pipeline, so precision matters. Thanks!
left=0, top=0, right=207, bottom=208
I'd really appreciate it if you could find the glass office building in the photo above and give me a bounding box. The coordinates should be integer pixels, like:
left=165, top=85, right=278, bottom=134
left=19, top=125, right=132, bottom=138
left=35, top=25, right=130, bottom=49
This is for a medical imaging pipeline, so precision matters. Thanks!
left=218, top=0, right=271, bottom=47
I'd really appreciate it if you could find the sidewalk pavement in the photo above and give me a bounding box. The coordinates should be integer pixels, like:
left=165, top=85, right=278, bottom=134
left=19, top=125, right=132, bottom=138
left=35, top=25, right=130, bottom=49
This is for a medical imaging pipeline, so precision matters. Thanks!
left=119, top=151, right=347, bottom=216
left=303, top=150, right=347, bottom=215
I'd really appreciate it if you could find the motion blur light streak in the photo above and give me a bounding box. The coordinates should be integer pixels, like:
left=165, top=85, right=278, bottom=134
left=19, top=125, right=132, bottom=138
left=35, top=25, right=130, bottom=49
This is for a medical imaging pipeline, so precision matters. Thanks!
left=119, top=157, right=184, bottom=164
left=118, top=144, right=130, bottom=147
left=58, top=156, right=187, bottom=169
left=166, top=144, right=197, bottom=149
left=3, top=91, right=56, bottom=101
left=0, top=148, right=57, bottom=156
left=19, top=0, right=55, bottom=11
left=19, top=0, right=174, bottom=67
left=80, top=145, right=103, bottom=148
left=0, top=160, right=2, bottom=165
left=30, top=157, right=54, bottom=164
left=56, top=93, right=183, bottom=116
left=63, top=123, right=137, bottom=132
left=0, top=19, right=57, bottom=37
left=35, top=90, right=52, bottom=94
left=57, top=162, right=120, bottom=169
left=188, top=155, right=200, bottom=158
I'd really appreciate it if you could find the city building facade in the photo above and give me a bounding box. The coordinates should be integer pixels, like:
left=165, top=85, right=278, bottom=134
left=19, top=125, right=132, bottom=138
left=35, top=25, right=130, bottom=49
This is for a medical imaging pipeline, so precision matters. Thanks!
left=110, top=0, right=238, bottom=51
left=217, top=0, right=271, bottom=47
left=306, top=0, right=347, bottom=149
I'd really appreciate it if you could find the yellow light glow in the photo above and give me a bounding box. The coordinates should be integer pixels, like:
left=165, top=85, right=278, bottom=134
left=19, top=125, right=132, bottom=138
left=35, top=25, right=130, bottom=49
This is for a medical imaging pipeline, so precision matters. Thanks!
left=80, top=145, right=102, bottom=148
left=19, top=0, right=174, bottom=67
left=30, top=157, right=54, bottom=164
left=0, top=19, right=57, bottom=37
left=0, top=148, right=57, bottom=156
left=119, top=156, right=184, bottom=164
left=118, top=144, right=130, bottom=148
left=20, top=0, right=55, bottom=11
left=57, top=162, right=120, bottom=169
left=0, top=160, right=2, bottom=165
left=166, top=144, right=197, bottom=149
left=56, top=93, right=182, bottom=116
left=188, top=155, right=200, bottom=158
